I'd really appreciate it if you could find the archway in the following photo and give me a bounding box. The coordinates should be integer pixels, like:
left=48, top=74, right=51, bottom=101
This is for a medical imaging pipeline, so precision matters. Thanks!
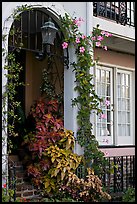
left=8, top=8, right=67, bottom=154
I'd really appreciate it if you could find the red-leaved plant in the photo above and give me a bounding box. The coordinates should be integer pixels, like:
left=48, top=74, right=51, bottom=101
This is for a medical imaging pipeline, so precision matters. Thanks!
left=21, top=97, right=65, bottom=186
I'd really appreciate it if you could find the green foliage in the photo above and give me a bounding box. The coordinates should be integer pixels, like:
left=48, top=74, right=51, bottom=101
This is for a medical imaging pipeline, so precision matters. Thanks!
left=2, top=4, right=32, bottom=153
left=59, top=13, right=112, bottom=175
left=58, top=168, right=111, bottom=202
left=122, top=187, right=135, bottom=202
left=2, top=184, right=15, bottom=202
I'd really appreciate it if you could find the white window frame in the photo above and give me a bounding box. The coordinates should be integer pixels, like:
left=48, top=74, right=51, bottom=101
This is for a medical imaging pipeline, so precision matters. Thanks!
left=94, top=65, right=114, bottom=146
left=114, top=68, right=133, bottom=145
left=95, top=63, right=134, bottom=146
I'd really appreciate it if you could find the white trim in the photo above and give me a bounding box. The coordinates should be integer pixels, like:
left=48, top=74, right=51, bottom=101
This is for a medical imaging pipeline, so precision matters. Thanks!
left=116, top=69, right=133, bottom=145
left=113, top=67, right=117, bottom=145
left=95, top=63, right=134, bottom=146
left=95, top=65, right=114, bottom=146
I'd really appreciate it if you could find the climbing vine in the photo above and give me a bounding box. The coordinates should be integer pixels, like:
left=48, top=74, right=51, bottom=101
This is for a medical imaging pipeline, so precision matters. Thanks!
left=2, top=4, right=33, bottom=152
left=60, top=13, right=112, bottom=175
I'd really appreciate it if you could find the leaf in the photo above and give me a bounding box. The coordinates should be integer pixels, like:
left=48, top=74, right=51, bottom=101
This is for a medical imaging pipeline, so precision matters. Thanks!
left=54, top=168, right=60, bottom=177
left=57, top=163, right=61, bottom=169
left=63, top=167, right=66, bottom=173
left=51, top=157, right=56, bottom=163
left=61, top=171, right=65, bottom=180
left=46, top=186, right=51, bottom=193
left=44, top=181, right=50, bottom=188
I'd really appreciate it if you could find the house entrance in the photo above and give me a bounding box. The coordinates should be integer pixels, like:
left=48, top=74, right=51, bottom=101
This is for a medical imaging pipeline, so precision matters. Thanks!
left=8, top=8, right=65, bottom=153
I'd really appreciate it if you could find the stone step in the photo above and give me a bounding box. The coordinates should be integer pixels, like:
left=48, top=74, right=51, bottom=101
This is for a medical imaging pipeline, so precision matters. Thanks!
left=15, top=181, right=40, bottom=200
left=16, top=182, right=35, bottom=191
left=8, top=154, right=41, bottom=200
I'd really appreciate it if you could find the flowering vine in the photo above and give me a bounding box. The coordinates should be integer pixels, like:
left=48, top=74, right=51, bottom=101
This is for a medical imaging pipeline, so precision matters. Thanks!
left=60, top=13, right=112, bottom=175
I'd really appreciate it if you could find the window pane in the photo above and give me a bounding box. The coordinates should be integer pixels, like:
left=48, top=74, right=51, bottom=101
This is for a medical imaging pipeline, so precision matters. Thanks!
left=126, top=125, right=130, bottom=136
left=126, top=99, right=130, bottom=110
left=97, top=82, right=101, bottom=95
left=101, top=70, right=106, bottom=83
left=121, top=73, right=125, bottom=85
left=126, top=112, right=130, bottom=123
left=96, top=69, right=100, bottom=82
left=107, top=84, right=110, bottom=96
left=97, top=123, right=101, bottom=136
left=96, top=67, right=113, bottom=145
left=125, top=74, right=129, bottom=86
left=121, top=99, right=126, bottom=110
left=106, top=71, right=110, bottom=83
left=117, top=72, right=131, bottom=138
left=125, top=87, right=129, bottom=98
left=118, top=85, right=121, bottom=97
left=107, top=124, right=111, bottom=136
left=118, top=111, right=121, bottom=123
left=101, top=83, right=106, bottom=96
left=122, top=86, right=125, bottom=97
left=117, top=73, right=121, bottom=84
left=118, top=99, right=121, bottom=109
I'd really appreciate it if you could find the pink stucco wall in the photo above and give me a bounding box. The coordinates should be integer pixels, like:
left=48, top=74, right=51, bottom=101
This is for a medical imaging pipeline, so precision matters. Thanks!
left=100, top=147, right=135, bottom=157
left=94, top=48, right=135, bottom=69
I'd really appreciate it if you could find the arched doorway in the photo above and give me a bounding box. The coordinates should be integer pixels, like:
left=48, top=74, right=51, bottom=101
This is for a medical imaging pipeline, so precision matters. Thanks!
left=8, top=8, right=67, bottom=153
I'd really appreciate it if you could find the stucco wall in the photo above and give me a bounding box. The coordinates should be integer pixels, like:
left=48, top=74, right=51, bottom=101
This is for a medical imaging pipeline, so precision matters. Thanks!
left=100, top=147, right=135, bottom=157
left=94, top=48, right=135, bottom=69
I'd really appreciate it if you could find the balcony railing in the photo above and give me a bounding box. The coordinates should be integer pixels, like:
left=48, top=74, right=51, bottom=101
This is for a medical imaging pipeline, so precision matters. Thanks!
left=93, top=2, right=135, bottom=27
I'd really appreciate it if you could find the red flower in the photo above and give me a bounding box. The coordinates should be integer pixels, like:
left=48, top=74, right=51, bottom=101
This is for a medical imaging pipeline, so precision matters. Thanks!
left=3, top=183, right=6, bottom=188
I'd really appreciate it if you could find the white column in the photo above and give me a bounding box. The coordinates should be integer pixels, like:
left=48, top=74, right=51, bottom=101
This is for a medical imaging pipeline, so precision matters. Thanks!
left=64, top=45, right=84, bottom=155
left=86, top=2, right=96, bottom=134
left=2, top=38, right=8, bottom=186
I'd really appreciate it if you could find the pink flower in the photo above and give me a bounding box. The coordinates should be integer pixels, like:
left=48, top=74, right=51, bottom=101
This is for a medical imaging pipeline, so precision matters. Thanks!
left=105, top=100, right=110, bottom=106
left=62, top=42, right=68, bottom=49
left=97, top=35, right=104, bottom=41
left=105, top=32, right=112, bottom=37
left=73, top=17, right=84, bottom=27
left=101, top=31, right=106, bottom=35
left=95, top=41, right=101, bottom=47
left=79, top=46, right=85, bottom=53
left=76, top=37, right=80, bottom=43
left=82, top=35, right=86, bottom=39
left=101, top=31, right=112, bottom=37
left=103, top=46, right=108, bottom=50
left=78, top=17, right=84, bottom=22
left=100, top=113, right=107, bottom=119
left=91, top=36, right=96, bottom=41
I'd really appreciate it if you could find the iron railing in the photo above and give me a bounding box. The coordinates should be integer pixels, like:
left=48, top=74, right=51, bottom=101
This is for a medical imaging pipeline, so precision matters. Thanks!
left=76, top=154, right=135, bottom=195
left=93, top=2, right=135, bottom=27
left=102, top=155, right=135, bottom=194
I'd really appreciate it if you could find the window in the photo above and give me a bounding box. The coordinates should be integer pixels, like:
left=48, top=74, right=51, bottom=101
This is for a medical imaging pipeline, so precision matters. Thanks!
left=95, top=65, right=134, bottom=146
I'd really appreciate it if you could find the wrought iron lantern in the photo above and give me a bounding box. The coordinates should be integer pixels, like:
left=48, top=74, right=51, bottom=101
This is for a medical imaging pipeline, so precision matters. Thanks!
left=36, top=17, right=69, bottom=68
left=41, top=17, right=58, bottom=45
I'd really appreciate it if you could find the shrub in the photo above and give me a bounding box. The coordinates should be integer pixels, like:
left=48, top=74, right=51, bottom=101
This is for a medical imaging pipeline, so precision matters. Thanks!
left=21, top=97, right=111, bottom=202
left=122, top=187, right=135, bottom=202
